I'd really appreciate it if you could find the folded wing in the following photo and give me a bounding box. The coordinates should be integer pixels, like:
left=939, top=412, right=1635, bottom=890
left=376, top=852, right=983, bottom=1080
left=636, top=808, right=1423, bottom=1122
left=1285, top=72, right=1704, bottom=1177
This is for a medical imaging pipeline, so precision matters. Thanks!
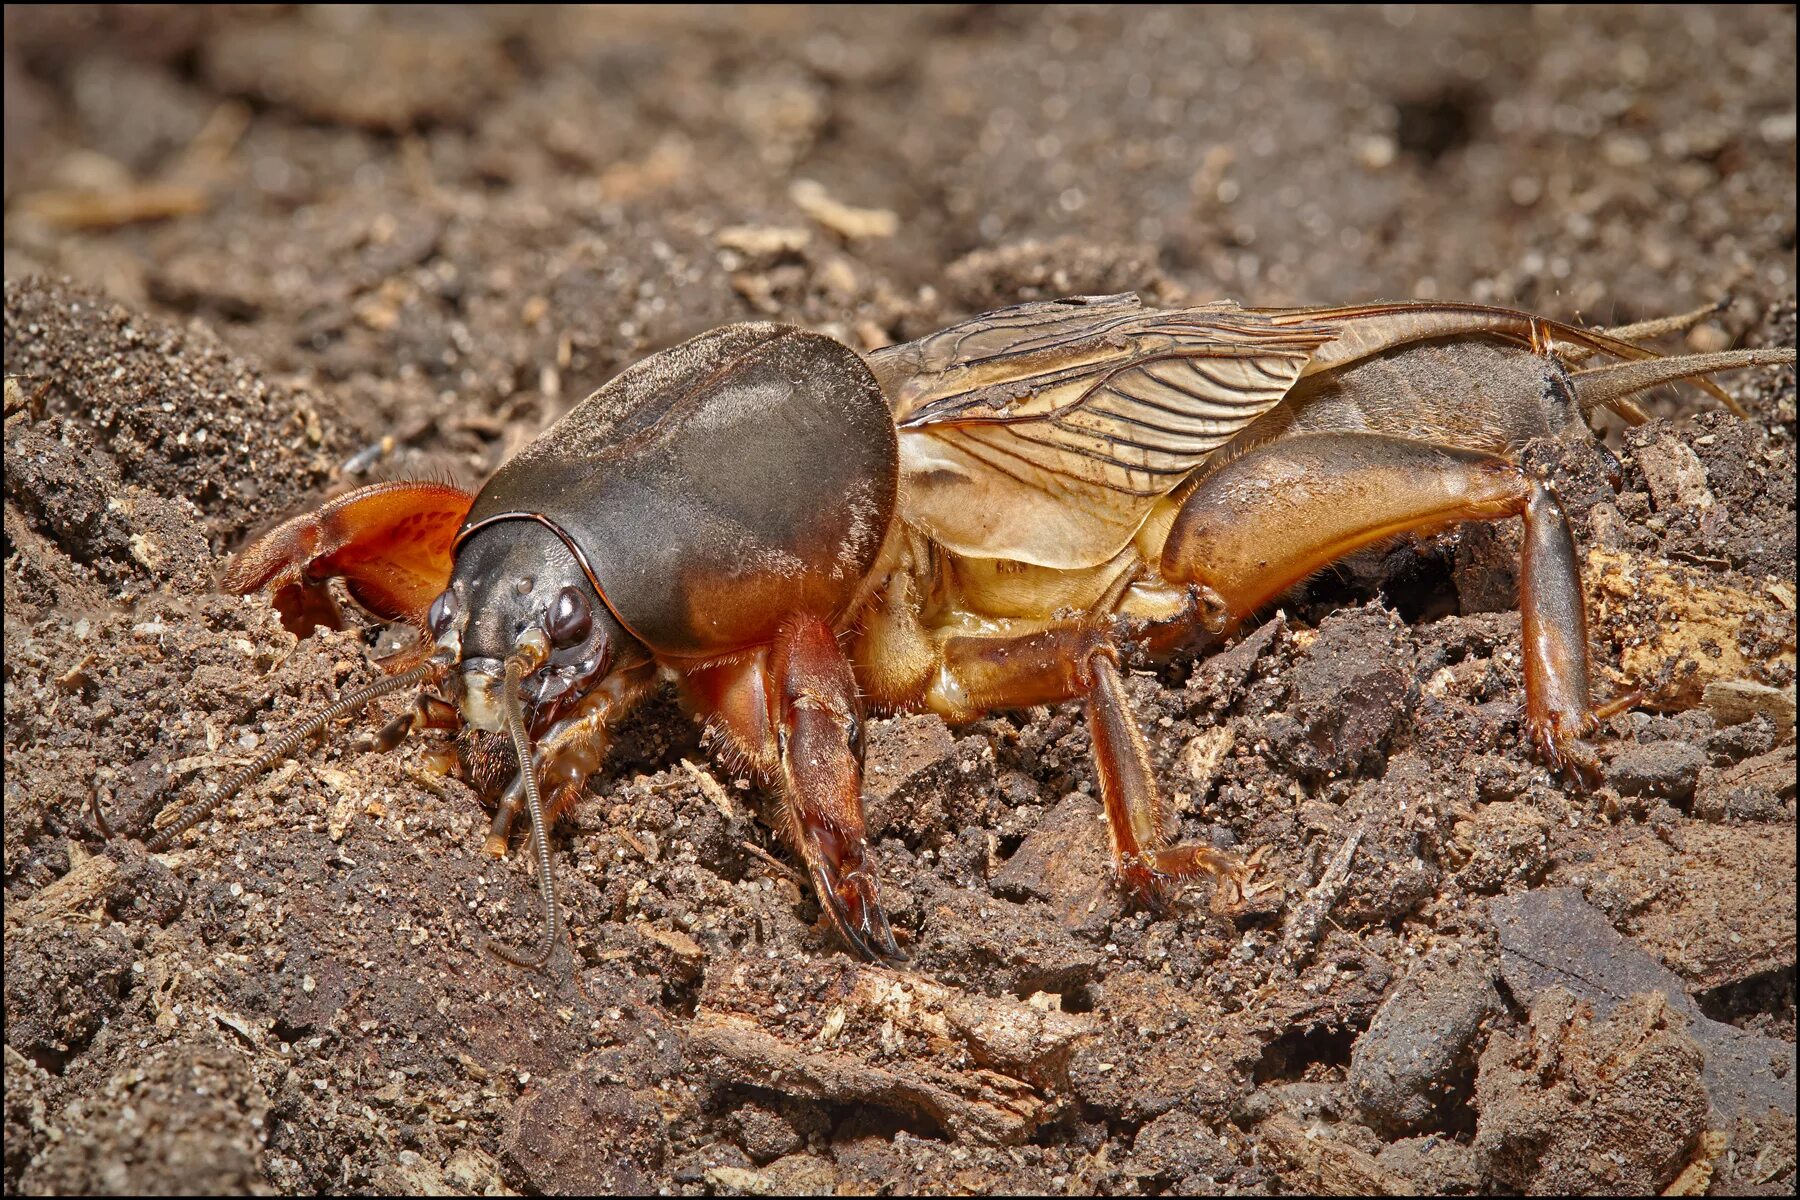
left=868, top=294, right=1335, bottom=568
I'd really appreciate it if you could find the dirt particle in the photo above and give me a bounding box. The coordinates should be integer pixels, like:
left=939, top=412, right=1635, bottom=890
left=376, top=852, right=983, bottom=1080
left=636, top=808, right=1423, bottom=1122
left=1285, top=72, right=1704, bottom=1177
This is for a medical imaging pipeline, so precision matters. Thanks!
left=1475, top=988, right=1707, bottom=1194
left=1350, top=950, right=1499, bottom=1134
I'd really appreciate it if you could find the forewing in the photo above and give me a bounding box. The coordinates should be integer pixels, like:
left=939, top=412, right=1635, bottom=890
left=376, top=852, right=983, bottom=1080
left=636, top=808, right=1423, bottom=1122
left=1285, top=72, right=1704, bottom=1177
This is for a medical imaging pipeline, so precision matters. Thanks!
left=869, top=294, right=1334, bottom=567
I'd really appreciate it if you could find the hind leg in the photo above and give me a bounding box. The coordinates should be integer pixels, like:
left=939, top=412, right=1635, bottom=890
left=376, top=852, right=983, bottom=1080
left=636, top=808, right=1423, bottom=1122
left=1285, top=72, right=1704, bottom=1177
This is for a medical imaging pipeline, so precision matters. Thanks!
left=1161, top=432, right=1603, bottom=777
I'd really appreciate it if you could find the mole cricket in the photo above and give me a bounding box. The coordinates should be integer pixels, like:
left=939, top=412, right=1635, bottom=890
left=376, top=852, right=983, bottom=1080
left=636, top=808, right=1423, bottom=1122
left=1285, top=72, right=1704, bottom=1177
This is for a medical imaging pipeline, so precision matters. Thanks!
left=117, top=292, right=1794, bottom=964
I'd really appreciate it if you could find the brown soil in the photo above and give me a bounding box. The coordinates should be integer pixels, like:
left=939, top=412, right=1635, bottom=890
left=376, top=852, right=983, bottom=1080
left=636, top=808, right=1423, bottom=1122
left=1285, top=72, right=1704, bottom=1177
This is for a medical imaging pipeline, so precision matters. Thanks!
left=4, top=7, right=1795, bottom=1196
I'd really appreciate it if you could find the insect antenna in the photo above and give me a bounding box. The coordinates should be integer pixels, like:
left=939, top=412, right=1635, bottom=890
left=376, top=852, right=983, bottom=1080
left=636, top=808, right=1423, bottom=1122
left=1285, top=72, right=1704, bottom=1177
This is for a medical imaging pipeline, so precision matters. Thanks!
left=141, top=662, right=433, bottom=853
left=486, top=654, right=561, bottom=970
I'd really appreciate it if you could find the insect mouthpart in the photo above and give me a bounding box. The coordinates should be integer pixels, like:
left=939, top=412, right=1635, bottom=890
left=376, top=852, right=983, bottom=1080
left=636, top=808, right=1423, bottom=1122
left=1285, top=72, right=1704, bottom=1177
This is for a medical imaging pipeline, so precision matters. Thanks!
left=455, top=591, right=615, bottom=736
left=456, top=656, right=509, bottom=732
left=458, top=628, right=548, bottom=733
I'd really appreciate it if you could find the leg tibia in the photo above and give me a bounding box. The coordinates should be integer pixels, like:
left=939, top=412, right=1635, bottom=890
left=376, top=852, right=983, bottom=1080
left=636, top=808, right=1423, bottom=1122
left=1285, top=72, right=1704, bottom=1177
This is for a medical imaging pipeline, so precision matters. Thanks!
left=769, top=616, right=864, bottom=845
left=1087, top=651, right=1248, bottom=904
left=884, top=616, right=1250, bottom=906
left=693, top=615, right=898, bottom=961
left=1086, top=651, right=1167, bottom=896
left=1520, top=482, right=1597, bottom=773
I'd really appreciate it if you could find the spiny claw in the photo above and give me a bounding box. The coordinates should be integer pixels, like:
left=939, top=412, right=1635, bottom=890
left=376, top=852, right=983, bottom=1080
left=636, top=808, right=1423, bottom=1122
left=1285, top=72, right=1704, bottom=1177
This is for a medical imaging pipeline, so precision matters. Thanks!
left=1119, top=843, right=1253, bottom=913
left=808, top=842, right=903, bottom=963
left=1116, top=857, right=1173, bottom=911
left=1528, top=712, right=1603, bottom=790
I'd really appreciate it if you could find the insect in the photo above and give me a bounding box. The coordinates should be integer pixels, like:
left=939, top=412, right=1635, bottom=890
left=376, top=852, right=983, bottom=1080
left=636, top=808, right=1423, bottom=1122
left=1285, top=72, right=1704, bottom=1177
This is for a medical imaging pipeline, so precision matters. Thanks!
left=130, top=293, right=1793, bottom=964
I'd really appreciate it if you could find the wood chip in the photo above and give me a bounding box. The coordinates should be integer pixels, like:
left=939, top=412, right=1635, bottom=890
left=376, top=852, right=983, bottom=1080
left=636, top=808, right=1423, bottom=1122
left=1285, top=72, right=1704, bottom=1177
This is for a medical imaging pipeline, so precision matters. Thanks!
left=715, top=225, right=811, bottom=257
left=686, top=956, right=1092, bottom=1144
left=790, top=179, right=897, bottom=240
left=1257, top=1113, right=1419, bottom=1196
left=18, top=183, right=208, bottom=230
left=1279, top=827, right=1362, bottom=968
left=1703, top=679, right=1797, bottom=729
left=1662, top=1129, right=1728, bottom=1196
left=681, top=758, right=737, bottom=820
left=635, top=922, right=704, bottom=961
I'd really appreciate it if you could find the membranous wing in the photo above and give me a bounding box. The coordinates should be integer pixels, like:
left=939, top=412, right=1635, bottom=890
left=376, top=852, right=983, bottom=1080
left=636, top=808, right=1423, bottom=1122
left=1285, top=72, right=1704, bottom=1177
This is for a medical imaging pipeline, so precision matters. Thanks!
left=867, top=294, right=1335, bottom=568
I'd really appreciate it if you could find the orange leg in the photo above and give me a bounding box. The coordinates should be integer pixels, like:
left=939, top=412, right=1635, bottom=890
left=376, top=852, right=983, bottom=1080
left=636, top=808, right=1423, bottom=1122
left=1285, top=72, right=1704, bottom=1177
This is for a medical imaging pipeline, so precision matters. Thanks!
left=685, top=615, right=900, bottom=960
left=898, top=621, right=1248, bottom=907
left=223, top=479, right=475, bottom=637
left=929, top=624, right=1115, bottom=720
left=1161, top=432, right=1600, bottom=776
left=1084, top=649, right=1246, bottom=902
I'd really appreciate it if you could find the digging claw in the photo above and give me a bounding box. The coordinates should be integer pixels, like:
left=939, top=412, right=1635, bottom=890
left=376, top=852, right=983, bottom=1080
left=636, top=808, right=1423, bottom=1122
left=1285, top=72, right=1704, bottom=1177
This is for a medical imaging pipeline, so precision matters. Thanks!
left=1116, top=858, right=1173, bottom=911
left=809, top=842, right=904, bottom=963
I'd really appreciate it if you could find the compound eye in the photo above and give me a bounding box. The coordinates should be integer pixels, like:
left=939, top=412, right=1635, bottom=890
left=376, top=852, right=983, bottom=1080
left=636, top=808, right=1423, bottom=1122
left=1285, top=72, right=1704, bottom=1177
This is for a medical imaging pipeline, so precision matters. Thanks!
left=427, top=589, right=460, bottom=637
left=547, top=586, right=592, bottom=648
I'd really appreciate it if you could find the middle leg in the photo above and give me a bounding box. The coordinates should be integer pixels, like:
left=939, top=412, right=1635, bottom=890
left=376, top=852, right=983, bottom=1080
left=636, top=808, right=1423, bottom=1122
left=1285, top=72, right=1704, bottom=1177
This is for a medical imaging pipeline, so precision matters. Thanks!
left=893, top=618, right=1250, bottom=908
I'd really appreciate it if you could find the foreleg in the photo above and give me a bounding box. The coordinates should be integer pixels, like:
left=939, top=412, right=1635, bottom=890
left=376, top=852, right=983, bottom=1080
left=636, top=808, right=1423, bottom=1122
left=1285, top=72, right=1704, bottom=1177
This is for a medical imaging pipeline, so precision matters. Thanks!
left=223, top=479, right=474, bottom=638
